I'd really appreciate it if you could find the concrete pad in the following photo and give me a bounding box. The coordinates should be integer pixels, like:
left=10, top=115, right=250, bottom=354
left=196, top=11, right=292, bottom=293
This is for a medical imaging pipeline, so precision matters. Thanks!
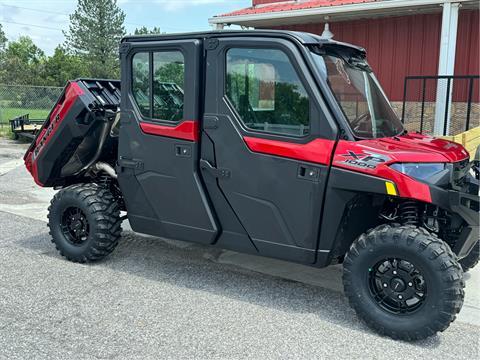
left=0, top=159, right=25, bottom=176
left=1, top=137, right=479, bottom=337
left=0, top=164, right=55, bottom=222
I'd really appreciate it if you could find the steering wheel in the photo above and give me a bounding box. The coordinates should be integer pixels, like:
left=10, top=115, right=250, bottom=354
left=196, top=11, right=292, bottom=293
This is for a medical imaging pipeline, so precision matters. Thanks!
left=350, top=112, right=371, bottom=132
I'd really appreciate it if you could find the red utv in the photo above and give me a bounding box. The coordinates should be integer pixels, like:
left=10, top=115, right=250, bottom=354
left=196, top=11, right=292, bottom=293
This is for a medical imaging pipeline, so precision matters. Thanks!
left=24, top=31, right=479, bottom=341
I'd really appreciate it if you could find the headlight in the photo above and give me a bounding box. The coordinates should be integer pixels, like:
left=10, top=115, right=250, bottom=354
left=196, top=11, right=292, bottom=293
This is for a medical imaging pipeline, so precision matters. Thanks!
left=390, top=163, right=447, bottom=181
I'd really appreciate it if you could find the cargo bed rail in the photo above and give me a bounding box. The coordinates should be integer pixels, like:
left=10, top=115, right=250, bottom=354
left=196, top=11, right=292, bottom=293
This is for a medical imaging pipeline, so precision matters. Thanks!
left=24, top=78, right=121, bottom=187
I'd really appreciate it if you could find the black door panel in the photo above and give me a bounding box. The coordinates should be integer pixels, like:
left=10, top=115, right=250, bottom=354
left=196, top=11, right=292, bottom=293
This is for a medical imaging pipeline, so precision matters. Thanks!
left=199, top=131, right=257, bottom=253
left=202, top=113, right=326, bottom=260
left=201, top=37, right=337, bottom=264
left=118, top=39, right=219, bottom=244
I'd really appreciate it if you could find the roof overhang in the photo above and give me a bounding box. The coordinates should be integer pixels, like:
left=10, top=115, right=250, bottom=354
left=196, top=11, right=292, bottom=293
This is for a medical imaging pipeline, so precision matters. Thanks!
left=210, top=0, right=479, bottom=28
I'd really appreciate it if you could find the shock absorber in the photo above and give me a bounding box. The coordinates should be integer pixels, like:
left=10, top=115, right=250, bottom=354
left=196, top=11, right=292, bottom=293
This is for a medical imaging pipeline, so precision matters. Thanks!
left=398, top=201, right=420, bottom=226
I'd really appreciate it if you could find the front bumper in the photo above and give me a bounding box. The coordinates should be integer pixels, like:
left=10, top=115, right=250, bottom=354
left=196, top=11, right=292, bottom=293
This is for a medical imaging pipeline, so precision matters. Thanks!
left=430, top=180, right=479, bottom=259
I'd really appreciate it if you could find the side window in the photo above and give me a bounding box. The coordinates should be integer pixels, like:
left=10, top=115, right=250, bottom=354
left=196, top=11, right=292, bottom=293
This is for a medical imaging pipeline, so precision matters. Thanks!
left=132, top=52, right=150, bottom=117
left=226, top=48, right=310, bottom=137
left=153, top=51, right=185, bottom=122
left=131, top=50, right=185, bottom=122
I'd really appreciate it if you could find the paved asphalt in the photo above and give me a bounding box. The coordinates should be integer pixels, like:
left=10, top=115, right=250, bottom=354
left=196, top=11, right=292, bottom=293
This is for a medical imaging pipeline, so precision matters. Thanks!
left=0, top=139, right=479, bottom=359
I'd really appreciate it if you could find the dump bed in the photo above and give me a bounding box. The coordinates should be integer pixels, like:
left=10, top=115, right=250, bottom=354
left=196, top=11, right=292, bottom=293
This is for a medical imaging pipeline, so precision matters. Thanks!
left=24, top=79, right=121, bottom=187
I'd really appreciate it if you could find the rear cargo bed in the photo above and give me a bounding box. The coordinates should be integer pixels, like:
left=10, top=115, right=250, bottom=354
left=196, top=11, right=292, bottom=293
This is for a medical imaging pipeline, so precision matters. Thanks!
left=24, top=79, right=121, bottom=187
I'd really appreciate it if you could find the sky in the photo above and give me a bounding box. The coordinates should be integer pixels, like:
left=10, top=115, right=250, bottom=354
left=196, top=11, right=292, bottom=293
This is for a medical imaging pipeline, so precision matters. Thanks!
left=0, top=0, right=251, bottom=55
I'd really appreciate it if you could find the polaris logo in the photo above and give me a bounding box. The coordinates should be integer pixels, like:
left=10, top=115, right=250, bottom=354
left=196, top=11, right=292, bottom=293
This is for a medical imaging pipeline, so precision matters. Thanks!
left=340, top=151, right=391, bottom=170
left=32, top=114, right=61, bottom=161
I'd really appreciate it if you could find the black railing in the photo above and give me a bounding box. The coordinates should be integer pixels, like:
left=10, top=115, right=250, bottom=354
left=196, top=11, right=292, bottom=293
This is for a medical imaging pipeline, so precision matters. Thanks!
left=401, top=75, right=479, bottom=136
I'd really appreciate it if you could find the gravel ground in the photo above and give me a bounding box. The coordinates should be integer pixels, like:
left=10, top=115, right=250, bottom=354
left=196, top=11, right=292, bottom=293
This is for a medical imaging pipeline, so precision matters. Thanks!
left=0, top=138, right=479, bottom=359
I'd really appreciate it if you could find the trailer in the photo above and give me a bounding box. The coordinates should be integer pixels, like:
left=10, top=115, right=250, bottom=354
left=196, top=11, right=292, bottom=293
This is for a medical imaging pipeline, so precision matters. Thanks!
left=10, top=114, right=45, bottom=140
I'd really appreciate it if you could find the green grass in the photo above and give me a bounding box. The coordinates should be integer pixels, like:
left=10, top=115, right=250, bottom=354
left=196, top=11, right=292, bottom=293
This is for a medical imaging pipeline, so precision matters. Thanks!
left=0, top=107, right=50, bottom=124
left=0, top=127, right=13, bottom=139
left=0, top=107, right=49, bottom=138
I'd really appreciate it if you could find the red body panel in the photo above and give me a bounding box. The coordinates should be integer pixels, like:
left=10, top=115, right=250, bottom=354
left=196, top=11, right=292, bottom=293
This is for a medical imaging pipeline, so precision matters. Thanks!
left=243, top=132, right=469, bottom=204
left=243, top=136, right=336, bottom=165
left=140, top=120, right=199, bottom=141
left=336, top=133, right=469, bottom=163
left=24, top=82, right=84, bottom=186
left=332, top=133, right=470, bottom=203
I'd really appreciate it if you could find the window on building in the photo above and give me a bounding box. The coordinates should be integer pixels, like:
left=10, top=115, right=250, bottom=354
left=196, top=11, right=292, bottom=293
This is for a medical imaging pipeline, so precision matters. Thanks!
left=132, top=51, right=185, bottom=122
left=226, top=48, right=310, bottom=137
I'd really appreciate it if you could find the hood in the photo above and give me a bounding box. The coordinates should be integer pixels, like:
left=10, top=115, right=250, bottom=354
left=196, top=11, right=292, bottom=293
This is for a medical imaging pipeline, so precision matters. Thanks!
left=352, top=133, right=470, bottom=164
left=332, top=133, right=470, bottom=203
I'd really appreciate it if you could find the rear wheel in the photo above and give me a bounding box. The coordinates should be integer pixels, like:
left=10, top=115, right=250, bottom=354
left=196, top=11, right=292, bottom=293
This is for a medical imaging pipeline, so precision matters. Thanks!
left=48, top=183, right=122, bottom=263
left=459, top=241, right=479, bottom=272
left=343, top=224, right=464, bottom=341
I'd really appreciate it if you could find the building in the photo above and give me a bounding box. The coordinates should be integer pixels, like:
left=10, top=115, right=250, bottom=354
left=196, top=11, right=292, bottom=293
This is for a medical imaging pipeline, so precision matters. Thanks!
left=210, top=0, right=479, bottom=136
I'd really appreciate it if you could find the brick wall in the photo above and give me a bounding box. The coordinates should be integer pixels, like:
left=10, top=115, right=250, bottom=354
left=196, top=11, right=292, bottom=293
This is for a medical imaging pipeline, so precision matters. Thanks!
left=392, top=101, right=480, bottom=137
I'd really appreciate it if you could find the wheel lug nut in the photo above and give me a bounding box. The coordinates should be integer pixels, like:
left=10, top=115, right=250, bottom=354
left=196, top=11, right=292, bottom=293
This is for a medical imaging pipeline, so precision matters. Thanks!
left=408, top=282, right=412, bottom=286
left=383, top=283, right=388, bottom=288
left=393, top=270, right=397, bottom=275
left=398, top=295, right=403, bottom=299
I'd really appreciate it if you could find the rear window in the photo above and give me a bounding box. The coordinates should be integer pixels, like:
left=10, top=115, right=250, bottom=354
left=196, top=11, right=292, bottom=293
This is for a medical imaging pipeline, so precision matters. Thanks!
left=132, top=52, right=150, bottom=118
left=132, top=51, right=185, bottom=122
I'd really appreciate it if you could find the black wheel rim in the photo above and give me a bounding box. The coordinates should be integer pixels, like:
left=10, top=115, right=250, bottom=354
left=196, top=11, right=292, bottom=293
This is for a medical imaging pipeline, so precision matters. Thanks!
left=61, top=207, right=89, bottom=246
left=368, top=258, right=427, bottom=314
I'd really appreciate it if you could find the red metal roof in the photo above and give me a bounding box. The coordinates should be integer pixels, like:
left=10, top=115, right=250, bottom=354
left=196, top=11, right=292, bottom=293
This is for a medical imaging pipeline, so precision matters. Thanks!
left=218, top=0, right=382, bottom=17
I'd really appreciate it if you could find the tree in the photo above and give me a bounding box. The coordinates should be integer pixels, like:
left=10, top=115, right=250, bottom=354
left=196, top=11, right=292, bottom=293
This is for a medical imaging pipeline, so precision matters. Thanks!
left=64, top=0, right=125, bottom=79
left=0, top=36, right=46, bottom=85
left=134, top=26, right=162, bottom=35
left=43, top=45, right=89, bottom=86
left=0, top=23, right=7, bottom=53
left=155, top=62, right=184, bottom=88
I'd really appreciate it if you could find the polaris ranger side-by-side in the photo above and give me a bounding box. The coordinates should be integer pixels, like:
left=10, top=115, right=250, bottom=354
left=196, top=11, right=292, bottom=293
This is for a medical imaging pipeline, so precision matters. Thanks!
left=24, top=31, right=479, bottom=341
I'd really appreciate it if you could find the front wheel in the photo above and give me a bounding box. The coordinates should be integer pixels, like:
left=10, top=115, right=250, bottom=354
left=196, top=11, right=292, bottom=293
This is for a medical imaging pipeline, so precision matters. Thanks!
left=48, top=183, right=122, bottom=263
left=343, top=224, right=464, bottom=341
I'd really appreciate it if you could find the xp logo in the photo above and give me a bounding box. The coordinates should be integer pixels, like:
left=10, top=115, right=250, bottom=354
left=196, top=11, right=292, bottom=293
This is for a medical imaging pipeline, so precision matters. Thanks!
left=339, top=150, right=391, bottom=170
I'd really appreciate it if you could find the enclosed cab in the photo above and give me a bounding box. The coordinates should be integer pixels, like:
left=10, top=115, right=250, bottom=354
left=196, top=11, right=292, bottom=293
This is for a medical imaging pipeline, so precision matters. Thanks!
left=25, top=31, right=479, bottom=341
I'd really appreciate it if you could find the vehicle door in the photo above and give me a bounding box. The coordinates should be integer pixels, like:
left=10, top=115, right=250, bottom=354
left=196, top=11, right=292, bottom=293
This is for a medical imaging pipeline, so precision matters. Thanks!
left=200, top=37, right=338, bottom=263
left=118, top=39, right=218, bottom=244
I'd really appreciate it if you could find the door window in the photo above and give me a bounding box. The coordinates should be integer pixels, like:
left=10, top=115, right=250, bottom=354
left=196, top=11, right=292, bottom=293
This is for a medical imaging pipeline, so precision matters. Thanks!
left=132, top=51, right=185, bottom=122
left=132, top=52, right=150, bottom=117
left=153, top=52, right=185, bottom=122
left=226, top=48, right=310, bottom=137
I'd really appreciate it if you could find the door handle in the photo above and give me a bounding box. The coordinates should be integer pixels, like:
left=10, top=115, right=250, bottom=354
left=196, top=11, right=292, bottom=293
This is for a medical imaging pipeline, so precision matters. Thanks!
left=297, top=165, right=320, bottom=182
left=175, top=144, right=191, bottom=157
left=203, top=116, right=219, bottom=130
left=200, top=159, right=231, bottom=179
left=118, top=157, right=144, bottom=170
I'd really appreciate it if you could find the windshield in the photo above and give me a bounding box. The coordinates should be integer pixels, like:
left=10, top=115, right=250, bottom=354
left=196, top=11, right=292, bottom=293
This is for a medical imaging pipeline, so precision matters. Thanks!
left=312, top=52, right=404, bottom=139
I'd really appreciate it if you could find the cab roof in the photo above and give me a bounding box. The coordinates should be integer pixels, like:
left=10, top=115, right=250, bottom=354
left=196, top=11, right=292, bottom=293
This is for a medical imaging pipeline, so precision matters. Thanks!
left=121, top=29, right=366, bottom=56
